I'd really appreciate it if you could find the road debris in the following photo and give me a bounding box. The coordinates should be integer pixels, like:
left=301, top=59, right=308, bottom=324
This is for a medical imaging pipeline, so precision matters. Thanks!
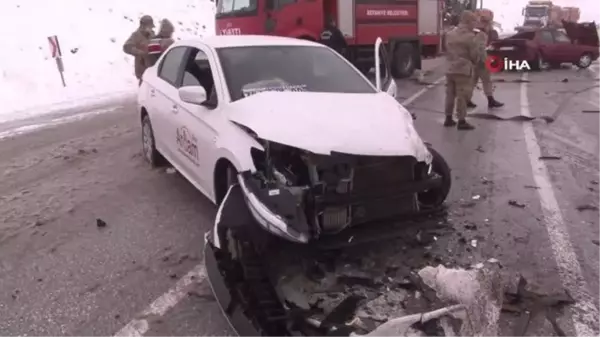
left=96, top=218, right=107, bottom=228
left=538, top=155, right=561, bottom=160
left=524, top=185, right=540, bottom=189
left=582, top=109, right=600, bottom=113
left=575, top=204, right=598, bottom=212
left=508, top=200, right=526, bottom=208
left=502, top=275, right=574, bottom=336
left=475, top=146, right=485, bottom=153
left=471, top=195, right=481, bottom=200
left=470, top=240, right=477, bottom=248
left=592, top=240, right=599, bottom=246
left=166, top=167, right=177, bottom=174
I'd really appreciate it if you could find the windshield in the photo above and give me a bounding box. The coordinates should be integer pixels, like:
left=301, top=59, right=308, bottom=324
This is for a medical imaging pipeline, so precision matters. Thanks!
left=217, top=46, right=376, bottom=102
left=525, top=6, right=548, bottom=17
left=217, top=0, right=257, bottom=16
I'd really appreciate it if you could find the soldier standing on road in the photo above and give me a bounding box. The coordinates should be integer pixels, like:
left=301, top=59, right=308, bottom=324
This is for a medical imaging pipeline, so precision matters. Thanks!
left=467, top=12, right=504, bottom=109
left=443, top=11, right=479, bottom=130
left=123, top=15, right=156, bottom=86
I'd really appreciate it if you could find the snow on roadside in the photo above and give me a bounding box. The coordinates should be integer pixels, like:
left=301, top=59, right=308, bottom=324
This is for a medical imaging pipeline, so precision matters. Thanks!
left=0, top=0, right=215, bottom=123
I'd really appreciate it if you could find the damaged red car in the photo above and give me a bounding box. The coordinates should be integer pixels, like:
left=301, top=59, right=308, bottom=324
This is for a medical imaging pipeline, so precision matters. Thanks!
left=487, top=21, right=599, bottom=70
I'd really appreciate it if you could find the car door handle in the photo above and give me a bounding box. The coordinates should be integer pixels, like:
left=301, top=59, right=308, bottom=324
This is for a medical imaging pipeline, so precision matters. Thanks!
left=150, top=89, right=156, bottom=97
left=171, top=105, right=178, bottom=114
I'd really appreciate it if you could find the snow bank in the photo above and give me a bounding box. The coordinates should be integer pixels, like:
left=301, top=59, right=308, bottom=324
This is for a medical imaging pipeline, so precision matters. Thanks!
left=0, top=0, right=215, bottom=122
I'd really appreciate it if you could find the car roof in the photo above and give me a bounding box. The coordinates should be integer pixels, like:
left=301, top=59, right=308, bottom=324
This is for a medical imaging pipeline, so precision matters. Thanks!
left=173, top=35, right=325, bottom=50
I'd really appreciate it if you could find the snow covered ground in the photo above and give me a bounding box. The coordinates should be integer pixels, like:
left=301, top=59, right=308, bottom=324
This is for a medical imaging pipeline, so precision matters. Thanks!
left=0, top=0, right=215, bottom=123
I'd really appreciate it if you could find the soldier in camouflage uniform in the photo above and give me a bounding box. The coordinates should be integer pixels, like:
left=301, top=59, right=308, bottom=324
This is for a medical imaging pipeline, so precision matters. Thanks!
left=123, top=15, right=156, bottom=85
left=467, top=12, right=504, bottom=109
left=443, top=11, right=480, bottom=130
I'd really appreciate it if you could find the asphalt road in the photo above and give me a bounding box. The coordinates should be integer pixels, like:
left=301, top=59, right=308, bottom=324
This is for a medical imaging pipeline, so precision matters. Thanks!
left=0, top=64, right=598, bottom=336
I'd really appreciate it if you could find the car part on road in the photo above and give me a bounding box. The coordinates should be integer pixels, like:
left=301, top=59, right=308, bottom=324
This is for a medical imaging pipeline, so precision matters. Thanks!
left=141, top=114, right=167, bottom=168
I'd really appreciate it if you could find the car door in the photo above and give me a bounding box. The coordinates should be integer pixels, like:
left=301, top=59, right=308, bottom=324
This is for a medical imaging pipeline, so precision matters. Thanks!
left=536, top=29, right=559, bottom=62
left=153, top=46, right=189, bottom=163
left=552, top=30, right=578, bottom=62
left=172, top=46, right=223, bottom=194
left=374, top=37, right=397, bottom=98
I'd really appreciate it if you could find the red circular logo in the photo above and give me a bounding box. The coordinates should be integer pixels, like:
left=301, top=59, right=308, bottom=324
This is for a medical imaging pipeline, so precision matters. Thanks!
left=485, top=55, right=503, bottom=73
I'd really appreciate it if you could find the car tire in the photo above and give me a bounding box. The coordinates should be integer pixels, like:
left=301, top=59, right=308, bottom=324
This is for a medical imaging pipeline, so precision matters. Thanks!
left=418, top=146, right=452, bottom=210
left=141, top=114, right=166, bottom=168
left=576, top=53, right=593, bottom=69
left=531, top=53, right=549, bottom=71
left=391, top=43, right=416, bottom=79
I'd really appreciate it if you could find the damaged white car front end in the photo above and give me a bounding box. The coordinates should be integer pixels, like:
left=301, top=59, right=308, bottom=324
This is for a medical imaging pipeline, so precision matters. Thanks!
left=225, top=91, right=444, bottom=245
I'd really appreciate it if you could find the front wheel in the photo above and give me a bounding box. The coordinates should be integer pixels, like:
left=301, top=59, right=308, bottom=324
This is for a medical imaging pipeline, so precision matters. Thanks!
left=531, top=53, right=549, bottom=71
left=418, top=147, right=451, bottom=209
left=141, top=115, right=166, bottom=168
left=576, top=53, right=593, bottom=69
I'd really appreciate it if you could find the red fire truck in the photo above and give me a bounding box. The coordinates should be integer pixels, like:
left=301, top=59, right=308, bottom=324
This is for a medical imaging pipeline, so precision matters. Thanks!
left=215, top=0, right=444, bottom=78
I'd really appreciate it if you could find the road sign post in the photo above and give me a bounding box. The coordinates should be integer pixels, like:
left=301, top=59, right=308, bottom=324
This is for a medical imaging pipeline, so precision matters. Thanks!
left=48, top=35, right=66, bottom=87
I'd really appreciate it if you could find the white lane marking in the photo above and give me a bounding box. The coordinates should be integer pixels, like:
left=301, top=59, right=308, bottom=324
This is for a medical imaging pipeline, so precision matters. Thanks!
left=114, top=77, right=445, bottom=336
left=402, top=76, right=445, bottom=106
left=114, top=264, right=207, bottom=336
left=520, top=72, right=599, bottom=336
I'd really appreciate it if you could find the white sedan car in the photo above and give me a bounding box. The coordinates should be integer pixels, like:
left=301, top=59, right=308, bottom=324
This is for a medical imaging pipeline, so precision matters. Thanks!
left=138, top=35, right=450, bottom=244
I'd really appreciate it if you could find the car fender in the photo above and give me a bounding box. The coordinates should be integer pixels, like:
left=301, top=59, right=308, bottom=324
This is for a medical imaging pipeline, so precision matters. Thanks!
left=210, top=121, right=265, bottom=174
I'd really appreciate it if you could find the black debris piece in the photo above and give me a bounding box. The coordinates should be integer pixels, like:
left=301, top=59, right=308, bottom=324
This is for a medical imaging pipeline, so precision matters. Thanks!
left=561, top=78, right=569, bottom=83
left=539, top=155, right=561, bottom=160
left=592, top=240, right=599, bottom=246
left=576, top=204, right=598, bottom=212
left=96, top=218, right=107, bottom=228
left=508, top=200, right=526, bottom=208
left=582, top=110, right=600, bottom=113
left=524, top=185, right=540, bottom=189
left=476, top=145, right=485, bottom=153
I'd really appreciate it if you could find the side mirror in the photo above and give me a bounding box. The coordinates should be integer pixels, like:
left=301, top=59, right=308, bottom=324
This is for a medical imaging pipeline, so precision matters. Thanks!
left=179, top=86, right=207, bottom=105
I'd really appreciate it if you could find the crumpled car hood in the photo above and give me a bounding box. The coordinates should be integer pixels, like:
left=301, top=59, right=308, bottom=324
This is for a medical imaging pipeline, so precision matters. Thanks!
left=227, top=91, right=431, bottom=162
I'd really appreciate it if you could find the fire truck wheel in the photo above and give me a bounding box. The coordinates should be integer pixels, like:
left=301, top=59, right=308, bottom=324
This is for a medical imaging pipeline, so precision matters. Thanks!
left=391, top=43, right=416, bottom=79
left=576, top=53, right=593, bottom=69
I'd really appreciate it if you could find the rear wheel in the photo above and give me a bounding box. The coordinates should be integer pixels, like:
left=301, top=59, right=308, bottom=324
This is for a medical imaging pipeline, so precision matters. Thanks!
left=418, top=147, right=451, bottom=209
left=576, top=53, right=593, bottom=69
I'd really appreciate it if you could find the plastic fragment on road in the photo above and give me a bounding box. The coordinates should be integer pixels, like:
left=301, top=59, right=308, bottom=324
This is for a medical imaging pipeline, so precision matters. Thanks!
left=472, top=195, right=481, bottom=200
left=166, top=167, right=176, bottom=174
left=417, top=265, right=504, bottom=336
left=470, top=239, right=477, bottom=248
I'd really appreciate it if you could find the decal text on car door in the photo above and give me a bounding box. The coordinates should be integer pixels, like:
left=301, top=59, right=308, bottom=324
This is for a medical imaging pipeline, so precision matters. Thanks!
left=176, top=126, right=199, bottom=165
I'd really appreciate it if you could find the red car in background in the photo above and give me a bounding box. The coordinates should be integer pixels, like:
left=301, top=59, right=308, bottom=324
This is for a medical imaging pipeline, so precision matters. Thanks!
left=487, top=21, right=599, bottom=70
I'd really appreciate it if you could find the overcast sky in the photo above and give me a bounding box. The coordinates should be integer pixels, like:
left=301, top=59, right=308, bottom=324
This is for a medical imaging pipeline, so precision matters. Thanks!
left=484, top=0, right=600, bottom=32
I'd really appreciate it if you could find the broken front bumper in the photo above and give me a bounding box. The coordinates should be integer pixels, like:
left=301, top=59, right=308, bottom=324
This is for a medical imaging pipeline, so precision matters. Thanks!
left=236, top=164, right=444, bottom=245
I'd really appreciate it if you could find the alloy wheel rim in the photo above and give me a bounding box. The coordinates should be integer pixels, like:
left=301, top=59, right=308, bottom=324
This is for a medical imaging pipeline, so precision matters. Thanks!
left=580, top=55, right=591, bottom=67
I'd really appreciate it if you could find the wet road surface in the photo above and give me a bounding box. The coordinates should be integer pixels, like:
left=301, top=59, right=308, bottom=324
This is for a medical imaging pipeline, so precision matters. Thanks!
left=0, top=64, right=598, bottom=336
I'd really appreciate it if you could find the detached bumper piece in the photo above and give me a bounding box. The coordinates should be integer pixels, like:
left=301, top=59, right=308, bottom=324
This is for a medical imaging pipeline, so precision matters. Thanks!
left=205, top=184, right=290, bottom=336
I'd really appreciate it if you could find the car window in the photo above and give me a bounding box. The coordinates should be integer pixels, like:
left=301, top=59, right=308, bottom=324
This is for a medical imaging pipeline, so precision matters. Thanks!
left=539, top=31, right=554, bottom=43
left=553, top=31, right=571, bottom=43
left=180, top=48, right=219, bottom=106
left=217, top=45, right=376, bottom=102
left=158, top=47, right=187, bottom=86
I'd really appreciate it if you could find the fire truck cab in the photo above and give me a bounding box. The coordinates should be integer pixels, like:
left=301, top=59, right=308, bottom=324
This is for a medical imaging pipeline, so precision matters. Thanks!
left=215, top=0, right=443, bottom=78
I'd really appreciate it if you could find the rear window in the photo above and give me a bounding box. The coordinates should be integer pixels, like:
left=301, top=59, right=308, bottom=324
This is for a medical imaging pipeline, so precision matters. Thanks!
left=508, top=31, right=536, bottom=40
